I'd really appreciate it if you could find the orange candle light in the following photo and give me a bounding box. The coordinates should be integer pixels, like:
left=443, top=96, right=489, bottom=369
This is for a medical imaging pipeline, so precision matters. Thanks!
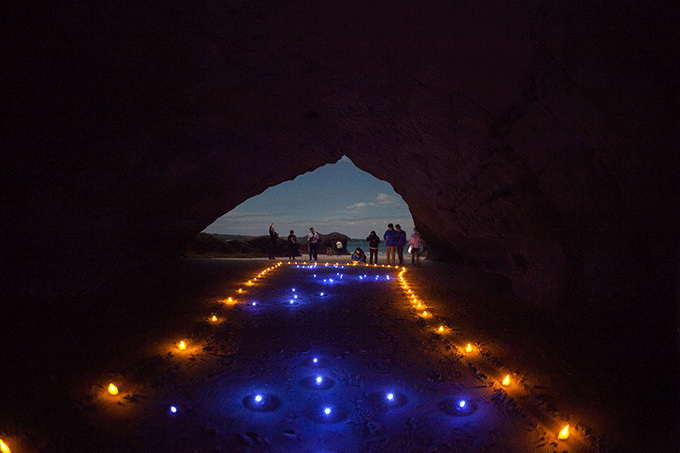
left=108, top=383, right=119, bottom=395
left=0, top=439, right=11, bottom=453
left=211, top=315, right=218, bottom=322
left=177, top=340, right=187, bottom=350
left=438, top=325, right=444, bottom=333
left=465, top=343, right=473, bottom=353
left=558, top=424, right=570, bottom=439
left=502, top=375, right=510, bottom=386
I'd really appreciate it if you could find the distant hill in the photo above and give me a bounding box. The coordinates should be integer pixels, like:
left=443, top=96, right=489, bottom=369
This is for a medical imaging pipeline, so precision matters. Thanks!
left=184, top=232, right=351, bottom=258
left=212, top=233, right=255, bottom=241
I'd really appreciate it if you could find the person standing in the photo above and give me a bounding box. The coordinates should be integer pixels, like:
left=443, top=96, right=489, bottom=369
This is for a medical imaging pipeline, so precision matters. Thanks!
left=366, top=230, right=380, bottom=264
left=268, top=223, right=278, bottom=259
left=308, top=227, right=320, bottom=261
left=383, top=223, right=397, bottom=265
left=408, top=228, right=423, bottom=266
left=287, top=230, right=298, bottom=261
left=395, top=224, right=407, bottom=265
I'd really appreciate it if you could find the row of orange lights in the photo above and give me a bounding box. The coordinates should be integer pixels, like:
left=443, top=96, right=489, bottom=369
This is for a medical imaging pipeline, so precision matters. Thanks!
left=397, top=267, right=571, bottom=441
left=103, top=263, right=287, bottom=399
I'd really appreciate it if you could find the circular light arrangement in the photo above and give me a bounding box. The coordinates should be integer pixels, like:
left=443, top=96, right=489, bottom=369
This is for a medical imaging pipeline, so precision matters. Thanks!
left=242, top=393, right=281, bottom=412
left=438, top=397, right=477, bottom=416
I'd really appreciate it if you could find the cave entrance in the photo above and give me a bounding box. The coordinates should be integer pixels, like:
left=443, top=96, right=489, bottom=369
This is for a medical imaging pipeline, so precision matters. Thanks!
left=201, top=156, right=414, bottom=250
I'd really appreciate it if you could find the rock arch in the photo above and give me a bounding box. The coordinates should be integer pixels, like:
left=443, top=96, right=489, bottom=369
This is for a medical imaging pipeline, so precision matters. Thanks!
left=3, top=2, right=677, bottom=317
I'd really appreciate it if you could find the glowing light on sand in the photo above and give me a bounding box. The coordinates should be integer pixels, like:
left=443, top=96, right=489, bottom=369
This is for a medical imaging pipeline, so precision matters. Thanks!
left=177, top=340, right=187, bottom=350
left=417, top=303, right=422, bottom=308
left=238, top=288, right=243, bottom=293
left=0, top=439, right=10, bottom=453
left=247, top=280, right=253, bottom=285
left=466, top=344, right=473, bottom=353
left=211, top=315, right=218, bottom=322
left=227, top=297, right=233, bottom=303
left=502, top=375, right=510, bottom=386
left=422, top=311, right=428, bottom=317
left=438, top=325, right=444, bottom=332
left=108, top=383, right=119, bottom=395
left=558, top=424, right=570, bottom=439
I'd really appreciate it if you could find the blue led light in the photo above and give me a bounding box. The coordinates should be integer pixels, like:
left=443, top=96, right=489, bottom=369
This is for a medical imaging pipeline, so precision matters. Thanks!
left=316, top=376, right=323, bottom=384
left=313, top=274, right=317, bottom=277
left=313, top=357, right=318, bottom=363
left=387, top=393, right=394, bottom=401
left=170, top=405, right=177, bottom=413
left=252, top=301, right=257, bottom=306
left=320, top=292, right=324, bottom=296
left=292, top=288, right=296, bottom=292
left=289, top=299, right=294, bottom=304
left=359, top=276, right=363, bottom=280
left=459, top=400, right=466, bottom=408
left=294, top=295, right=298, bottom=299
left=329, top=278, right=334, bottom=283
left=324, top=407, right=332, bottom=415
left=255, top=394, right=263, bottom=403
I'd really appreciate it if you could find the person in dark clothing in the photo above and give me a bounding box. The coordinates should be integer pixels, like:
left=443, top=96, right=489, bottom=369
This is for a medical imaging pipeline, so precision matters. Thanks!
left=269, top=223, right=278, bottom=259
left=383, top=223, right=397, bottom=265
left=287, top=230, right=298, bottom=261
left=366, top=230, right=380, bottom=264
left=352, top=247, right=367, bottom=264
left=395, top=224, right=407, bottom=265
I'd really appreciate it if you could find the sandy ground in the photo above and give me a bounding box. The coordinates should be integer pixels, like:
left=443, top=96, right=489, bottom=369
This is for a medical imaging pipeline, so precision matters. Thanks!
left=0, top=257, right=677, bottom=452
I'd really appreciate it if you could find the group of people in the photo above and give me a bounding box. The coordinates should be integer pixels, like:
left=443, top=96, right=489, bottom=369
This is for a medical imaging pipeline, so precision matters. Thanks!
left=269, top=224, right=320, bottom=261
left=353, top=223, right=423, bottom=266
left=270, top=222, right=423, bottom=266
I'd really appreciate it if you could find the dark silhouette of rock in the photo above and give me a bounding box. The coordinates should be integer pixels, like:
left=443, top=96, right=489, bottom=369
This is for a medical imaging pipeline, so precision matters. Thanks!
left=2, top=2, right=677, bottom=323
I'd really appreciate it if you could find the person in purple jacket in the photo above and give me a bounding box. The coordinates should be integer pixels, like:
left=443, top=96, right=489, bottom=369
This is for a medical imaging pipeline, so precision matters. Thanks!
left=395, top=224, right=407, bottom=265
left=383, top=223, right=397, bottom=266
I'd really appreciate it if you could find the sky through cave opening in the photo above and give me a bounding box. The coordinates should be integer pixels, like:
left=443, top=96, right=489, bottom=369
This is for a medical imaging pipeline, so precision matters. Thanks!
left=203, top=156, right=415, bottom=239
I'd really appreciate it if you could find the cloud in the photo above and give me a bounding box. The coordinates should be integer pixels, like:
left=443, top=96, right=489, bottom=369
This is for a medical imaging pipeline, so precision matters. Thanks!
left=345, top=193, right=398, bottom=211
left=346, top=201, right=375, bottom=210
left=376, top=193, right=397, bottom=205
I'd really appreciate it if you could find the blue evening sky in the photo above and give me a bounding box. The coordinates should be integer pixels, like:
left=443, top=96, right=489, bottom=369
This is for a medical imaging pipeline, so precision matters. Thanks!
left=202, top=156, right=414, bottom=239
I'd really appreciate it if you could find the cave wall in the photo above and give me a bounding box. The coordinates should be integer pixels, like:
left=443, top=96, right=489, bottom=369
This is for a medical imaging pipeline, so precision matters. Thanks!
left=3, top=2, right=678, bottom=318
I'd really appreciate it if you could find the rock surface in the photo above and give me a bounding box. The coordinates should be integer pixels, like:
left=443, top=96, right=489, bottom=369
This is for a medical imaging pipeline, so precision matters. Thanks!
left=3, top=2, right=677, bottom=320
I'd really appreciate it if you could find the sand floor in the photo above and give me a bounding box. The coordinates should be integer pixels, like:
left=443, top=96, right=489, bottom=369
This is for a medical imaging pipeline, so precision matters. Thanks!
left=0, top=257, right=676, bottom=452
